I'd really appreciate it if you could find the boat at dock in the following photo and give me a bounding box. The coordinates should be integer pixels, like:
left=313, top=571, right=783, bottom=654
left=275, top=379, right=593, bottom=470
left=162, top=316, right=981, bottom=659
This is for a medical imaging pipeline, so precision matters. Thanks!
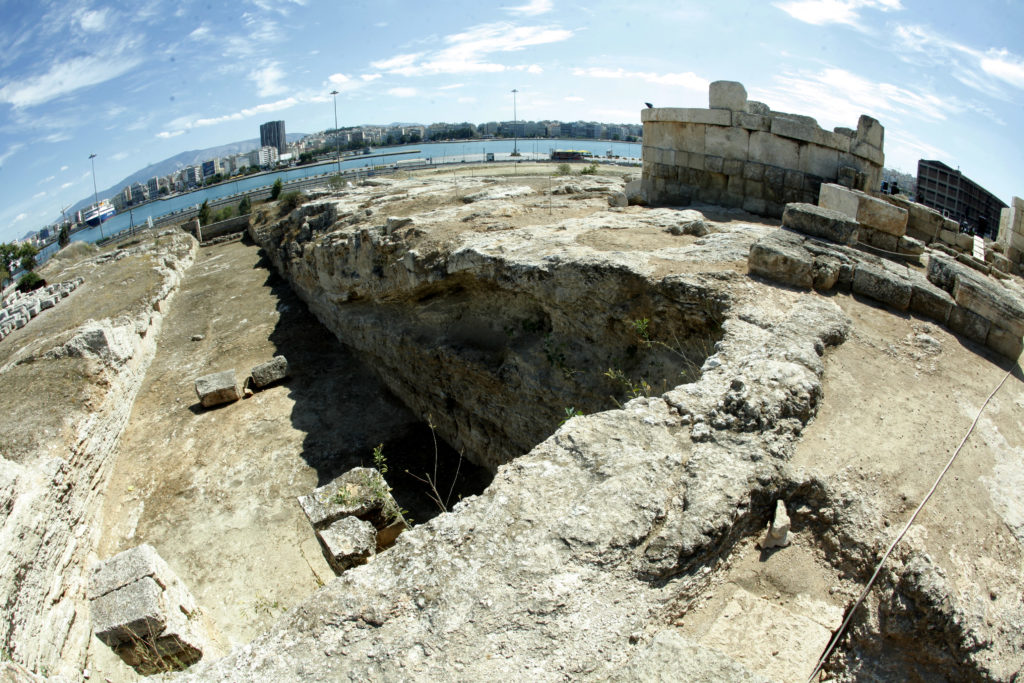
left=83, top=200, right=115, bottom=227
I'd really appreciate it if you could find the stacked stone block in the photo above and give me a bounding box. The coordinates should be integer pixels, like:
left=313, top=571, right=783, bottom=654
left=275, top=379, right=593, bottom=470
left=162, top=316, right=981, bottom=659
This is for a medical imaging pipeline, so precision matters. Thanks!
left=642, top=81, right=883, bottom=217
left=88, top=544, right=219, bottom=674
left=0, top=277, right=83, bottom=342
left=998, top=196, right=1024, bottom=264
left=750, top=203, right=1024, bottom=360
left=297, top=467, right=409, bottom=574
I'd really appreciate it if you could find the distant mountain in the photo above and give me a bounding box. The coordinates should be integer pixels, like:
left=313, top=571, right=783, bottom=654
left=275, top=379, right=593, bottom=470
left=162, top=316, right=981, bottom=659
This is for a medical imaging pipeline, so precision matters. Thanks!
left=64, top=133, right=306, bottom=219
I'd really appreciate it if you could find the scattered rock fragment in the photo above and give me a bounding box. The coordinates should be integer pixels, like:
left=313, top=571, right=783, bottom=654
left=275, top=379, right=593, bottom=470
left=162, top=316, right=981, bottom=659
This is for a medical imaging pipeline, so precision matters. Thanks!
left=318, top=516, right=377, bottom=572
left=250, top=355, right=290, bottom=389
left=194, top=369, right=241, bottom=407
left=761, top=500, right=791, bottom=549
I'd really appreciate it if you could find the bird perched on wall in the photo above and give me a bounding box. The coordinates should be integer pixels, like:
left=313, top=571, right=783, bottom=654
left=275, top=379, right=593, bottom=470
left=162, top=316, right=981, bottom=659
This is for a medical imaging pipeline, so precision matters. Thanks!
left=645, top=102, right=654, bottom=109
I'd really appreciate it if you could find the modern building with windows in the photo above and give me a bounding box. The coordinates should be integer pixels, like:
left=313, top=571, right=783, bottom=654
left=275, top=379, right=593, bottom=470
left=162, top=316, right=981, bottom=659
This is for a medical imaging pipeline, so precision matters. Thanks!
left=260, top=120, right=287, bottom=155
left=916, top=160, right=1007, bottom=238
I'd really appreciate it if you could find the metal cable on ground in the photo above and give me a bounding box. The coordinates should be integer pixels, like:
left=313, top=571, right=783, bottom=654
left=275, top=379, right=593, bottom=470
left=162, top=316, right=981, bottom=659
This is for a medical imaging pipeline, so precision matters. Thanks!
left=806, top=359, right=1018, bottom=683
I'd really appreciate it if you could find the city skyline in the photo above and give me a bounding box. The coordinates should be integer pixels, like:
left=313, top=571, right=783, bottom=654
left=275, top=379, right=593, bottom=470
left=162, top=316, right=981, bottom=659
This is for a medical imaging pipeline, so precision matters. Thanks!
left=1, top=0, right=1023, bottom=242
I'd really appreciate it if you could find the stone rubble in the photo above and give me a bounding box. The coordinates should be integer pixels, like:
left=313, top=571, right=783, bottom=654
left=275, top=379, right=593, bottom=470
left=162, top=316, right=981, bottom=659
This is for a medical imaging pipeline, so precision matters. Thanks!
left=761, top=500, right=792, bottom=549
left=194, top=369, right=241, bottom=407
left=249, top=355, right=289, bottom=389
left=0, top=277, right=83, bottom=342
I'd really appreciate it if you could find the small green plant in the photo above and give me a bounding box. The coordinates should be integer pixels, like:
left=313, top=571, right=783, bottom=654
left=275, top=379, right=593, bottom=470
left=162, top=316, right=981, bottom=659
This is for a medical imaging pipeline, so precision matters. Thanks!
left=238, top=194, right=252, bottom=214
left=579, top=163, right=599, bottom=175
left=270, top=177, right=283, bottom=200
left=372, top=443, right=387, bottom=475
left=16, top=271, right=44, bottom=292
left=328, top=174, right=345, bottom=190
left=554, top=163, right=572, bottom=176
left=605, top=367, right=652, bottom=399
left=631, top=317, right=650, bottom=343
left=560, top=406, right=584, bottom=425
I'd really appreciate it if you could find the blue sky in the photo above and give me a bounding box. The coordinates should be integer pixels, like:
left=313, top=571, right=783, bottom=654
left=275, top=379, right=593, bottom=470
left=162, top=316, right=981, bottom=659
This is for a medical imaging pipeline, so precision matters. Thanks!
left=1, top=0, right=1022, bottom=241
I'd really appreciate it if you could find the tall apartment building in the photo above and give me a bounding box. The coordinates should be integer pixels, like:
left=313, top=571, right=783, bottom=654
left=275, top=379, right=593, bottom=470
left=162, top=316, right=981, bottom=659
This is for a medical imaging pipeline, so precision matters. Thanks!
left=916, top=160, right=1007, bottom=238
left=260, top=120, right=287, bottom=154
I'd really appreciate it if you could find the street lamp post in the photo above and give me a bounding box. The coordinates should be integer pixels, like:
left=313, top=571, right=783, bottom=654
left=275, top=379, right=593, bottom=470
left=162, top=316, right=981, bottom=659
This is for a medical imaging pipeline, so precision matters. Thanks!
left=330, top=90, right=341, bottom=177
left=89, top=153, right=104, bottom=239
left=511, top=88, right=519, bottom=157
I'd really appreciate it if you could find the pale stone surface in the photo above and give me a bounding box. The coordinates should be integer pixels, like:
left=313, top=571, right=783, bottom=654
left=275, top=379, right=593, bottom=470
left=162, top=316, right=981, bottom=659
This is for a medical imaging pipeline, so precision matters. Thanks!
left=194, top=369, right=240, bottom=407
left=761, top=500, right=791, bottom=549
left=606, top=629, right=771, bottom=682
left=705, top=125, right=749, bottom=160
left=782, top=202, right=859, bottom=246
left=818, top=183, right=859, bottom=220
left=701, top=588, right=837, bottom=683
left=851, top=192, right=908, bottom=236
left=297, top=467, right=397, bottom=529
left=250, top=355, right=289, bottom=388
left=749, top=131, right=799, bottom=169
left=709, top=80, right=748, bottom=111
left=853, top=261, right=912, bottom=311
left=318, top=516, right=377, bottom=572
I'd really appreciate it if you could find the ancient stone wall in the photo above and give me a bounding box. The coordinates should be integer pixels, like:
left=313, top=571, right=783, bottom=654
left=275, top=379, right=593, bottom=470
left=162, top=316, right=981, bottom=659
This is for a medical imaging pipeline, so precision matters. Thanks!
left=641, top=81, right=884, bottom=217
left=998, top=196, right=1024, bottom=263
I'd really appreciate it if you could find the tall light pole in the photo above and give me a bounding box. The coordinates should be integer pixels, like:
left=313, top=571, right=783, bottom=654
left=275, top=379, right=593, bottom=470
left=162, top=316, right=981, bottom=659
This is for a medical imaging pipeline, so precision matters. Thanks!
left=89, top=153, right=104, bottom=238
left=330, top=89, right=341, bottom=176
left=511, top=88, right=519, bottom=157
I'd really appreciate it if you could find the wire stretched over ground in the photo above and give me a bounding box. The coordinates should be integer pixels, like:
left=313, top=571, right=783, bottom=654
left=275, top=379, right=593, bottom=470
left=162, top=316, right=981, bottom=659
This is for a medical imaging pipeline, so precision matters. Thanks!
left=806, top=357, right=1019, bottom=682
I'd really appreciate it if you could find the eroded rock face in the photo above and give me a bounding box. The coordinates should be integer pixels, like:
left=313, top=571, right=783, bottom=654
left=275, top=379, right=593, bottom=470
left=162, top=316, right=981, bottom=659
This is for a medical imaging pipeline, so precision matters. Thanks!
left=218, top=177, right=1024, bottom=682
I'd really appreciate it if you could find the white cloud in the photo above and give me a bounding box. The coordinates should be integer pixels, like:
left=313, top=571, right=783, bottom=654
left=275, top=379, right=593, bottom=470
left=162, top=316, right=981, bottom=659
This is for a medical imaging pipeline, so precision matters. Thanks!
left=893, top=25, right=1024, bottom=96
left=751, top=67, right=951, bottom=126
left=33, top=191, right=47, bottom=199
left=38, top=175, right=55, bottom=185
left=774, top=0, right=902, bottom=27
left=60, top=182, right=74, bottom=189
left=388, top=87, right=418, bottom=98
left=457, top=96, right=477, bottom=104
left=564, top=96, right=584, bottom=102
left=157, top=130, right=184, bottom=139
left=111, top=151, right=130, bottom=161
left=504, top=0, right=553, bottom=16
left=0, top=51, right=142, bottom=108
left=60, top=165, right=68, bottom=171
left=439, top=83, right=465, bottom=90
left=572, top=67, right=708, bottom=91
left=371, top=22, right=572, bottom=77
left=250, top=62, right=287, bottom=97
left=189, top=24, right=211, bottom=40
left=77, top=8, right=110, bottom=32
left=979, top=49, right=1024, bottom=89
left=14, top=213, right=27, bottom=223
left=360, top=73, right=382, bottom=82
left=0, top=143, right=24, bottom=167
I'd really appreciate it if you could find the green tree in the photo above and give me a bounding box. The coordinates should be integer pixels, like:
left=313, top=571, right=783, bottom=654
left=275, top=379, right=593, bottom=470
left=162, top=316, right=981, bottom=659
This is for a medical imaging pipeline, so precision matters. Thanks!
left=0, top=242, right=17, bottom=286
left=17, top=243, right=38, bottom=272
left=198, top=199, right=211, bottom=226
left=58, top=224, right=70, bottom=248
left=270, top=178, right=283, bottom=200
left=238, top=194, right=252, bottom=215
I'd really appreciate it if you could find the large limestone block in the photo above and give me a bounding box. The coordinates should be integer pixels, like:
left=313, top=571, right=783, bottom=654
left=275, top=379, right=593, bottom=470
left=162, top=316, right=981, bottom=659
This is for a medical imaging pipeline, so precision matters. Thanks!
left=782, top=203, right=859, bottom=246
left=856, top=115, right=885, bottom=148
left=318, top=516, right=377, bottom=573
left=948, top=306, right=992, bottom=344
left=856, top=193, right=907, bottom=236
left=852, top=262, right=912, bottom=311
left=709, top=81, right=748, bottom=111
left=297, top=467, right=397, bottom=529
left=818, top=183, right=859, bottom=220
left=91, top=576, right=167, bottom=646
left=748, top=131, right=799, bottom=169
left=250, top=355, right=290, bottom=388
left=951, top=269, right=1024, bottom=337
left=705, top=125, right=749, bottom=160
left=907, top=271, right=955, bottom=323
left=799, top=143, right=839, bottom=178
left=987, top=325, right=1024, bottom=360
left=641, top=108, right=731, bottom=126
left=194, top=369, right=240, bottom=407
left=748, top=230, right=814, bottom=289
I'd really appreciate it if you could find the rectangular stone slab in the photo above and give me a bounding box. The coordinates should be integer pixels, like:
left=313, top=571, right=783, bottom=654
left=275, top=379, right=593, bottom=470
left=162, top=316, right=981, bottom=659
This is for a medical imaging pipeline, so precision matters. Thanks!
left=194, top=369, right=240, bottom=407
left=90, top=576, right=167, bottom=647
left=952, top=269, right=1024, bottom=338
left=250, top=355, right=290, bottom=388
left=782, top=203, right=859, bottom=246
